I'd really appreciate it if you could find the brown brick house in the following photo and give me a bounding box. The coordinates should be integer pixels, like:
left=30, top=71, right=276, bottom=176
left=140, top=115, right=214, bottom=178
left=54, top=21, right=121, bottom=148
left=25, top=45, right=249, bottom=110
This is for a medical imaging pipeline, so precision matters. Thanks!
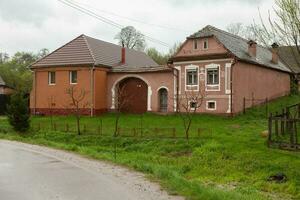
left=30, top=25, right=291, bottom=116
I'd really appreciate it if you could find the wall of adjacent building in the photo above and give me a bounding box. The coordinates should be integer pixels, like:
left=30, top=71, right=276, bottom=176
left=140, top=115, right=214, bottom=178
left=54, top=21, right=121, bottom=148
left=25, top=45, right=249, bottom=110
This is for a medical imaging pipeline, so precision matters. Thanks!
left=232, top=61, right=290, bottom=113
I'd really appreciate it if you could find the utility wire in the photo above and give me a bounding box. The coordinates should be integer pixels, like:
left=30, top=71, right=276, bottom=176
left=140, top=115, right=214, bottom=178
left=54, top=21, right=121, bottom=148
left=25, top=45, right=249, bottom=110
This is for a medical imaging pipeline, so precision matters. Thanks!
left=58, top=0, right=171, bottom=47
left=70, top=0, right=190, bottom=32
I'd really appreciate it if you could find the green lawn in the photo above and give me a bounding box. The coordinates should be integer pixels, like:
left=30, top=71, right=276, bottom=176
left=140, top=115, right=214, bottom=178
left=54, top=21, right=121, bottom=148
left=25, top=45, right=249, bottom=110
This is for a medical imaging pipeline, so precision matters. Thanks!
left=0, top=95, right=300, bottom=200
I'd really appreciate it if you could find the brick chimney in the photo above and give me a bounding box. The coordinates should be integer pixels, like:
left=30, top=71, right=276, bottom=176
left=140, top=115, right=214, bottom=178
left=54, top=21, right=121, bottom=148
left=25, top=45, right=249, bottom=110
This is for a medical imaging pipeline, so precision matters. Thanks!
left=247, top=40, right=257, bottom=57
left=121, top=47, right=126, bottom=64
left=271, top=43, right=279, bottom=64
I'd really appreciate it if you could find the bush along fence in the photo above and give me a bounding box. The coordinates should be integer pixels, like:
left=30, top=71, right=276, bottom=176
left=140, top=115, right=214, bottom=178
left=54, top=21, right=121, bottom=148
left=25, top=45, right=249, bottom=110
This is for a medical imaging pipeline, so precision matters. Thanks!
left=268, top=103, right=300, bottom=151
left=243, top=96, right=269, bottom=117
left=0, top=94, right=10, bottom=115
left=32, top=121, right=213, bottom=139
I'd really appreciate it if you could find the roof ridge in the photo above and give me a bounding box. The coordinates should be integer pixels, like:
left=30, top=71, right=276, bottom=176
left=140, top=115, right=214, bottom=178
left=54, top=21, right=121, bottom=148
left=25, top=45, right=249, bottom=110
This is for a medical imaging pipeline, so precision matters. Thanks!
left=84, top=34, right=147, bottom=54
left=82, top=35, right=96, bottom=63
left=30, top=34, right=95, bottom=68
left=206, top=25, right=250, bottom=42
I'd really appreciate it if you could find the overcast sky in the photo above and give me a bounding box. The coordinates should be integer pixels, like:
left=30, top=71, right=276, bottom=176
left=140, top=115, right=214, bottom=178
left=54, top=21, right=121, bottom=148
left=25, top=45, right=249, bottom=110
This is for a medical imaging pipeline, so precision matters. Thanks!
left=0, top=0, right=275, bottom=55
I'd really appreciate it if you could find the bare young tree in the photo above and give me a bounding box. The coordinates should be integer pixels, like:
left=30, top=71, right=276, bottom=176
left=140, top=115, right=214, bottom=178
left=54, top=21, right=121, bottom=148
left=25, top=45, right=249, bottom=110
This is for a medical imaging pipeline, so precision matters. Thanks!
left=112, top=83, right=132, bottom=137
left=47, top=96, right=55, bottom=129
left=176, top=89, right=205, bottom=140
left=252, top=0, right=300, bottom=50
left=226, top=23, right=265, bottom=44
left=66, top=86, right=89, bottom=135
left=115, top=26, right=146, bottom=51
left=252, top=0, right=300, bottom=93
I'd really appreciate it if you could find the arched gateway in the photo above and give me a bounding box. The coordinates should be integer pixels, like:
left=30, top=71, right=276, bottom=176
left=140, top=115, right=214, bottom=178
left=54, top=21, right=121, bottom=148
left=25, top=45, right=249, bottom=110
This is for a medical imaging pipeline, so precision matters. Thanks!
left=116, top=77, right=148, bottom=113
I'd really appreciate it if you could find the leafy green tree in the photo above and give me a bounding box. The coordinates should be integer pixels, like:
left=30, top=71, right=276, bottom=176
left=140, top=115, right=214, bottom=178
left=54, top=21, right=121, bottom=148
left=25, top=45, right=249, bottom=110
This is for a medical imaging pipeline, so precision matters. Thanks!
left=6, top=92, right=30, bottom=132
left=0, top=49, right=48, bottom=93
left=146, top=48, right=168, bottom=65
left=146, top=43, right=182, bottom=65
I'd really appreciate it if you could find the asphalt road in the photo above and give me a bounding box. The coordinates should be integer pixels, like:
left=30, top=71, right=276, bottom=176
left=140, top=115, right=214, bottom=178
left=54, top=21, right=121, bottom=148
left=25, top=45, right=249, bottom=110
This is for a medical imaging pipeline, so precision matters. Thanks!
left=0, top=141, right=182, bottom=200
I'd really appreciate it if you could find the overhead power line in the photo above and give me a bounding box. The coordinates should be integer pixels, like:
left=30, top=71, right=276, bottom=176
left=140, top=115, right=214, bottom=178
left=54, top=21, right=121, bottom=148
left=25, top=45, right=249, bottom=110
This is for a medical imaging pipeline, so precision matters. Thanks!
left=58, top=0, right=171, bottom=48
left=70, top=0, right=190, bottom=32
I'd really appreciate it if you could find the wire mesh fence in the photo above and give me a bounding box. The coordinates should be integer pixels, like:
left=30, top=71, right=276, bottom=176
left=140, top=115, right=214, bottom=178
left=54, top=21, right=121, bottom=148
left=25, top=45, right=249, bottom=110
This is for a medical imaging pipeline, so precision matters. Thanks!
left=31, top=121, right=213, bottom=139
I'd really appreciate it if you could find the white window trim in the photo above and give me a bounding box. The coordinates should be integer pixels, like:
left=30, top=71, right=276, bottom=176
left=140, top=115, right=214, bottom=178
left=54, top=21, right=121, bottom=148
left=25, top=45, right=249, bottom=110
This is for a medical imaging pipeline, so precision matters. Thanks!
left=185, top=64, right=199, bottom=91
left=203, top=38, right=209, bottom=50
left=205, top=64, right=220, bottom=91
left=48, top=71, right=56, bottom=85
left=173, top=66, right=181, bottom=111
left=173, top=58, right=233, bottom=65
left=69, top=71, right=78, bottom=85
left=188, top=100, right=197, bottom=111
left=206, top=100, right=217, bottom=111
left=225, top=63, right=232, bottom=94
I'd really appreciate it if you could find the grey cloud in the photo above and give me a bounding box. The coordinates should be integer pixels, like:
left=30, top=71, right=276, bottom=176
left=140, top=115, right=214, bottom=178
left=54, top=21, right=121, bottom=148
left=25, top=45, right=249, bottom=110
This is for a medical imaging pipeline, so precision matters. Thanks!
left=0, top=0, right=53, bottom=26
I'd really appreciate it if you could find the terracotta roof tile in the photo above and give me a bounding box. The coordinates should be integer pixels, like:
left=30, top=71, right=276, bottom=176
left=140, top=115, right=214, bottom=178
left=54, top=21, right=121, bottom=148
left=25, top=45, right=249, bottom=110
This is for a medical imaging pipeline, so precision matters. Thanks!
left=31, top=35, right=157, bottom=68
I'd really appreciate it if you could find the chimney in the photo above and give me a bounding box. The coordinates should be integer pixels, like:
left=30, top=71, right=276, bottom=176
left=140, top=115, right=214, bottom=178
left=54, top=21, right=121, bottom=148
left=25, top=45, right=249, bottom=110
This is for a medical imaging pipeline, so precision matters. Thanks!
left=271, top=43, right=279, bottom=64
left=247, top=40, right=257, bottom=57
left=121, top=47, right=126, bottom=64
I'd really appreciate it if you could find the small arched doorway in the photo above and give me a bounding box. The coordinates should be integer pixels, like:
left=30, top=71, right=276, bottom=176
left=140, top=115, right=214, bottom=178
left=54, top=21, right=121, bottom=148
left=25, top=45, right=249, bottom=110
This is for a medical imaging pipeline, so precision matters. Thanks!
left=118, top=77, right=148, bottom=113
left=158, top=88, right=168, bottom=112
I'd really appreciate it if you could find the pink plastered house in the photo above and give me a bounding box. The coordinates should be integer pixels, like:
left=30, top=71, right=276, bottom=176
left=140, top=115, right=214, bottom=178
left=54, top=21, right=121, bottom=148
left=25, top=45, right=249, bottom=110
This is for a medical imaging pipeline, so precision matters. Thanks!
left=30, top=25, right=291, bottom=116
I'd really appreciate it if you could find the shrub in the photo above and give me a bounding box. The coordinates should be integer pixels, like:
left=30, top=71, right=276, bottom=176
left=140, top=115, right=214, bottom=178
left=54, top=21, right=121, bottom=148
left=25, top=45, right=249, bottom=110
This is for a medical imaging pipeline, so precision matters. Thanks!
left=6, top=92, right=30, bottom=132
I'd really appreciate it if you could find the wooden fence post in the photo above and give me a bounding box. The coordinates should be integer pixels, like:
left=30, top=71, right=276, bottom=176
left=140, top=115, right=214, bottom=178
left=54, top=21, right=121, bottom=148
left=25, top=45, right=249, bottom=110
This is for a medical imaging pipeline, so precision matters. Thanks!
left=275, top=112, right=279, bottom=137
left=268, top=113, right=272, bottom=146
left=281, top=109, right=285, bottom=135
left=243, top=97, right=246, bottom=114
left=265, top=98, right=269, bottom=118
left=294, top=121, right=298, bottom=147
left=97, top=125, right=100, bottom=135
left=172, top=128, right=176, bottom=138
left=290, top=120, right=295, bottom=146
left=286, top=107, right=290, bottom=134
left=100, top=119, right=103, bottom=135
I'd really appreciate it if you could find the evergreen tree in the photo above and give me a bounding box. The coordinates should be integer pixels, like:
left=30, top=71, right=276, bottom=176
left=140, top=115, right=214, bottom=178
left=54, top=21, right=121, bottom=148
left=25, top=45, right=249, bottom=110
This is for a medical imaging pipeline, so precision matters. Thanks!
left=6, top=92, right=30, bottom=132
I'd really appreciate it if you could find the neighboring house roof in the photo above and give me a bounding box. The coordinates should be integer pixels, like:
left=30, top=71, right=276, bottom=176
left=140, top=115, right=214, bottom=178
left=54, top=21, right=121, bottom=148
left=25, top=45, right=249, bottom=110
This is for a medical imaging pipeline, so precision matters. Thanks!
left=31, top=34, right=158, bottom=68
left=0, top=75, right=6, bottom=86
left=180, top=25, right=291, bottom=73
left=278, top=46, right=300, bottom=74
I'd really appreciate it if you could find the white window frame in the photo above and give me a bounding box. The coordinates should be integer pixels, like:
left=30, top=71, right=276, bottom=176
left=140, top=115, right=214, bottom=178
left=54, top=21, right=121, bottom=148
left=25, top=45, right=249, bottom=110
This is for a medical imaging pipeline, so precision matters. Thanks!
left=48, top=71, right=56, bottom=85
left=206, top=100, right=217, bottom=111
left=188, top=100, right=198, bottom=111
left=225, top=63, right=232, bottom=94
left=203, top=38, right=209, bottom=50
left=205, top=64, right=220, bottom=91
left=69, top=70, right=78, bottom=84
left=185, top=65, right=199, bottom=91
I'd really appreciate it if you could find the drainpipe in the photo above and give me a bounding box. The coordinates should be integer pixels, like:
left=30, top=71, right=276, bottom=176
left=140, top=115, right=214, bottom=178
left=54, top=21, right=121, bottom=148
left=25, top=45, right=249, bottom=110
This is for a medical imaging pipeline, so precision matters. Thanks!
left=34, top=70, right=37, bottom=115
left=230, top=58, right=237, bottom=116
left=90, top=65, right=95, bottom=117
left=167, top=61, right=179, bottom=112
